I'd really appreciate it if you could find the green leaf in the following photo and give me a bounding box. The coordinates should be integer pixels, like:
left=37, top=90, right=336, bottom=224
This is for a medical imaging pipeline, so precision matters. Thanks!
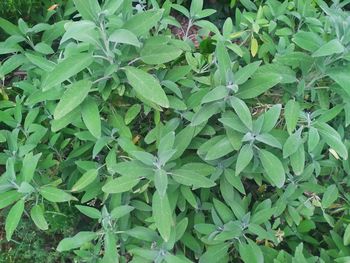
left=293, top=31, right=323, bottom=52
left=285, top=100, right=300, bottom=134
left=165, top=254, right=191, bottom=263
left=171, top=168, right=215, bottom=188
left=213, top=198, right=234, bottom=223
left=315, top=122, right=348, bottom=160
left=102, top=231, right=118, bottom=263
left=283, top=129, right=302, bottom=158
left=30, top=205, right=49, bottom=230
left=125, top=66, right=169, bottom=108
left=199, top=243, right=230, bottom=263
left=237, top=74, right=281, bottom=99
left=290, top=144, right=305, bottom=175
left=201, top=86, right=229, bottom=104
left=236, top=144, right=253, bottom=175
left=25, top=53, right=55, bottom=71
left=123, top=10, right=163, bottom=36
left=202, top=136, right=235, bottom=160
left=256, top=133, right=282, bottom=149
left=0, top=17, right=21, bottom=35
left=261, top=104, right=282, bottom=132
left=109, top=29, right=141, bottom=47
left=103, top=0, right=123, bottom=15
left=191, top=102, right=221, bottom=126
left=141, top=43, right=182, bottom=64
left=225, top=169, right=245, bottom=195
left=343, top=224, right=350, bottom=246
left=154, top=169, right=168, bottom=197
left=75, top=205, right=101, bottom=219
left=40, top=186, right=77, bottom=202
left=54, top=79, right=92, bottom=120
left=312, top=39, right=344, bottom=57
left=328, top=65, right=350, bottom=97
left=190, top=0, right=203, bottom=16
left=322, top=184, right=339, bottom=209
left=72, top=169, right=98, bottom=192
left=21, top=152, right=41, bottom=182
left=230, top=96, right=252, bottom=130
left=152, top=192, right=172, bottom=242
left=307, top=127, right=319, bottom=152
left=102, top=176, right=140, bottom=194
left=34, top=42, right=54, bottom=55
left=125, top=104, right=141, bottom=125
left=60, top=21, right=98, bottom=45
left=73, top=0, right=101, bottom=21
left=216, top=41, right=231, bottom=83
left=258, top=149, right=285, bottom=188
left=239, top=239, right=264, bottom=263
left=0, top=54, right=26, bottom=78
left=0, top=191, right=22, bottom=210
left=110, top=205, right=134, bottom=219
left=82, top=97, right=101, bottom=138
left=51, top=107, right=80, bottom=132
left=235, top=60, right=261, bottom=85
left=42, top=53, right=93, bottom=91
left=57, top=231, right=97, bottom=252
left=5, top=199, right=24, bottom=241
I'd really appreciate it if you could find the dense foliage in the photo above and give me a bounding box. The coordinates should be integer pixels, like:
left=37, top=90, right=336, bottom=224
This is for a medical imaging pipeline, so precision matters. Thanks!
left=1, top=0, right=350, bottom=262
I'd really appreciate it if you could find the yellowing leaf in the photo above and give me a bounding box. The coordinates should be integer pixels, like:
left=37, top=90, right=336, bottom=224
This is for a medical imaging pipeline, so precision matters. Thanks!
left=251, top=37, right=258, bottom=57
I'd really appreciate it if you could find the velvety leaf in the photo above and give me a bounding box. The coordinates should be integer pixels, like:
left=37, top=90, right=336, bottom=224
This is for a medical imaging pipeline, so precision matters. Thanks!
left=54, top=79, right=92, bottom=120
left=0, top=191, right=22, bottom=210
left=5, top=199, right=24, bottom=240
left=72, top=169, right=98, bottom=192
left=315, top=122, right=348, bottom=159
left=42, top=53, right=93, bottom=91
left=344, top=224, right=350, bottom=246
left=75, top=205, right=101, bottom=219
left=73, top=0, right=101, bottom=21
left=102, top=176, right=140, bottom=194
left=312, top=39, right=344, bottom=57
left=123, top=10, right=163, bottom=36
left=40, top=187, right=77, bottom=202
left=110, top=205, right=134, bottom=219
left=21, top=152, right=41, bottom=182
left=258, top=149, right=285, bottom=188
left=237, top=74, right=281, bottom=99
left=230, top=96, right=252, bottom=130
left=171, top=168, right=215, bottom=188
left=285, top=100, right=300, bottom=134
left=322, top=184, right=339, bottom=209
left=109, top=29, right=141, bottom=47
left=152, top=192, right=172, bottom=241
left=239, top=239, right=264, bottom=263
left=30, top=205, right=49, bottom=230
left=199, top=243, right=230, bottom=263
left=236, top=144, right=253, bottom=175
left=141, top=43, right=182, bottom=64
left=125, top=66, right=169, bottom=108
left=57, top=231, right=97, bottom=252
left=283, top=129, right=303, bottom=158
left=82, top=97, right=101, bottom=138
left=293, top=31, right=323, bottom=52
left=154, top=169, right=168, bottom=197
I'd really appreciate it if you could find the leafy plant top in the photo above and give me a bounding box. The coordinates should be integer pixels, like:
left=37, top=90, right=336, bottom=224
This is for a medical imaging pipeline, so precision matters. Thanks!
left=0, top=0, right=350, bottom=262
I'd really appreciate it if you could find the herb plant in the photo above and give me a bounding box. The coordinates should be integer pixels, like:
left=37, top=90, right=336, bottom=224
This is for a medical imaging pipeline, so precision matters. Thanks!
left=0, top=0, right=350, bottom=262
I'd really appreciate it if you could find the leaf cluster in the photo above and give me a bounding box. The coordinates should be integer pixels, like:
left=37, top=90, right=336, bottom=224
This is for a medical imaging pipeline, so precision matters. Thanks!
left=0, top=0, right=350, bottom=262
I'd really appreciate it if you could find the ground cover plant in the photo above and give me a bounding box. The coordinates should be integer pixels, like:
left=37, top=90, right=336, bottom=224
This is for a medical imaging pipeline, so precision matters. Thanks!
left=0, top=0, right=350, bottom=262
